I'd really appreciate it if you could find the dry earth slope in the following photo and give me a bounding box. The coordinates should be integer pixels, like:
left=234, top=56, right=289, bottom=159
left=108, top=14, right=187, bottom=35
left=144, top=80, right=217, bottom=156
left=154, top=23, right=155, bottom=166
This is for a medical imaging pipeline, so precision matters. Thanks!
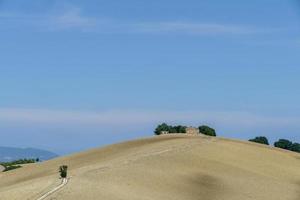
left=0, top=134, right=300, bottom=200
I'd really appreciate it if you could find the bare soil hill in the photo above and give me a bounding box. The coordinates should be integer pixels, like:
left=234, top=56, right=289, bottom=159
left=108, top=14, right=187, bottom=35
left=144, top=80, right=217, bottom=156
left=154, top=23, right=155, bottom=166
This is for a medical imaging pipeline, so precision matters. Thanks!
left=0, top=135, right=300, bottom=200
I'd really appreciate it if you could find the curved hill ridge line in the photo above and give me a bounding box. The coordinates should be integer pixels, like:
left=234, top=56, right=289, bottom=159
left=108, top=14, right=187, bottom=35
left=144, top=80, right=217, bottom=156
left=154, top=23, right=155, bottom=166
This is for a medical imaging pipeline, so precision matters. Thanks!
left=0, top=135, right=300, bottom=200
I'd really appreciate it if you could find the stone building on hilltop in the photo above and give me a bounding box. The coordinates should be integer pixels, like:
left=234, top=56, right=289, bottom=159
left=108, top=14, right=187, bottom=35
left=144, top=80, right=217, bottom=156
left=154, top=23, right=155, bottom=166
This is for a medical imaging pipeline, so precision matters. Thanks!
left=185, top=127, right=199, bottom=135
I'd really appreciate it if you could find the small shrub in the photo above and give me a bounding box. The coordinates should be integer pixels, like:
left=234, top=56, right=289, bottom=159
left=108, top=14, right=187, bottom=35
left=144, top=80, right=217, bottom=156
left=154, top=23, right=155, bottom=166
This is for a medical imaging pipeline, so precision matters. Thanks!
left=249, top=136, right=269, bottom=145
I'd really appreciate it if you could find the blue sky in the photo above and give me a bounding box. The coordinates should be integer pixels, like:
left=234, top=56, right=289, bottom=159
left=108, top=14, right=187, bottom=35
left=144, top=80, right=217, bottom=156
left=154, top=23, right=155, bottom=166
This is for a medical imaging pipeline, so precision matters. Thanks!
left=1, top=0, right=300, bottom=154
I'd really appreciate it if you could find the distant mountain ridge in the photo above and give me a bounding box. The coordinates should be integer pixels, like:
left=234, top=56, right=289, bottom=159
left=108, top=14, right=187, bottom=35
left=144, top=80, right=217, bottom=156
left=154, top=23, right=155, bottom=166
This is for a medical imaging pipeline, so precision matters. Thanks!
left=0, top=146, right=58, bottom=162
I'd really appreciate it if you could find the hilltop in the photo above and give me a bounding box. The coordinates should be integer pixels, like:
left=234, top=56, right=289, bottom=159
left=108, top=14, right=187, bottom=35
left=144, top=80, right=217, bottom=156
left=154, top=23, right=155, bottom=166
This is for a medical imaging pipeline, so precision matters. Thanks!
left=0, top=135, right=300, bottom=200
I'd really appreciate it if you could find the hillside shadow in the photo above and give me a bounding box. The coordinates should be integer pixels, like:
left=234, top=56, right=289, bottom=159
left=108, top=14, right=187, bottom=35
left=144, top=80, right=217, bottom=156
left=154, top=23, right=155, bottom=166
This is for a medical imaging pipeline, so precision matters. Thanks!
left=183, top=173, right=229, bottom=200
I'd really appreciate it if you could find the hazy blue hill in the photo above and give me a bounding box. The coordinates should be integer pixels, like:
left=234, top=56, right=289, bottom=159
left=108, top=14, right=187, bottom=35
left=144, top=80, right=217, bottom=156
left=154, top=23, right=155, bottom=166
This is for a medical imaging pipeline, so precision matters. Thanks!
left=0, top=146, right=58, bottom=162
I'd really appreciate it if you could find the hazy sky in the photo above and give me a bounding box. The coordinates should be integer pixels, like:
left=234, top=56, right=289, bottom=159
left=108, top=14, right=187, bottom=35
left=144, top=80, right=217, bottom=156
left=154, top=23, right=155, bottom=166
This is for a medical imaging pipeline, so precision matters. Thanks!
left=1, top=0, right=300, bottom=154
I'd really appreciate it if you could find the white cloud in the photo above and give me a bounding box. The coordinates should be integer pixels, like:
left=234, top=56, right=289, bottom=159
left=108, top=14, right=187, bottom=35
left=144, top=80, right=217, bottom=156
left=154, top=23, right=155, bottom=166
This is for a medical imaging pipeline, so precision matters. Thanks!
left=0, top=5, right=260, bottom=35
left=0, top=108, right=300, bottom=129
left=0, top=6, right=97, bottom=31
left=47, top=7, right=96, bottom=31
left=133, top=22, right=258, bottom=35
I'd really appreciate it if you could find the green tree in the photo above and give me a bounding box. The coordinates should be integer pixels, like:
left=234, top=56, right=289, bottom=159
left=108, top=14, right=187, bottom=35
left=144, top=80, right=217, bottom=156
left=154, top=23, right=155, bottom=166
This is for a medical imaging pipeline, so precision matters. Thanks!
left=274, top=139, right=293, bottom=150
left=168, top=126, right=177, bottom=133
left=154, top=123, right=187, bottom=135
left=154, top=123, right=170, bottom=135
left=290, top=143, right=300, bottom=153
left=173, top=125, right=187, bottom=133
left=59, top=165, right=68, bottom=178
left=198, top=125, right=216, bottom=136
left=249, top=136, right=269, bottom=145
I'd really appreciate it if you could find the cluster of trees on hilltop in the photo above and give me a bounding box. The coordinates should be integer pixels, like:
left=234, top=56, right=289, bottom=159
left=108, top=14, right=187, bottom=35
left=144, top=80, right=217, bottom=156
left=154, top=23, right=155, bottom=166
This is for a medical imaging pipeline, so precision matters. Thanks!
left=274, top=139, right=300, bottom=152
left=154, top=123, right=216, bottom=137
left=249, top=136, right=269, bottom=145
left=198, top=125, right=216, bottom=136
left=249, top=136, right=300, bottom=153
left=154, top=124, right=300, bottom=154
left=154, top=123, right=187, bottom=135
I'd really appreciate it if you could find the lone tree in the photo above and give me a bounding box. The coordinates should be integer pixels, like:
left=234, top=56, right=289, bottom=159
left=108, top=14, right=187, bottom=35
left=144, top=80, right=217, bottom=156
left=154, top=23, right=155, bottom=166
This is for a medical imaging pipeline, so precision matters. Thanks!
left=59, top=165, right=68, bottom=178
left=249, top=136, right=269, bottom=145
left=198, top=125, right=216, bottom=137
